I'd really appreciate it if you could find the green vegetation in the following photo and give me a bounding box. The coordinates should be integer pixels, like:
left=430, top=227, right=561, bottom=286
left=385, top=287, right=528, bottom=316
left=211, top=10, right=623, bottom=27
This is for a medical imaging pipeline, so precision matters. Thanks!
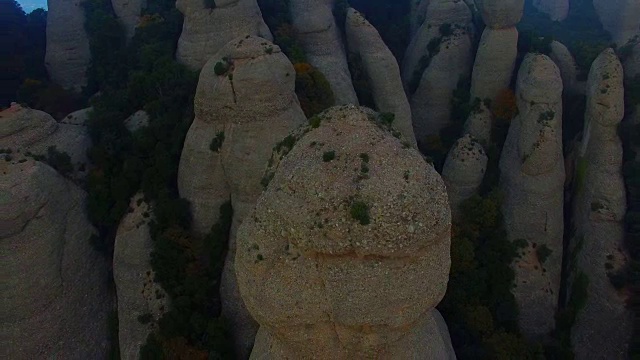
left=44, top=146, right=74, bottom=177
left=350, top=200, right=370, bottom=225
left=258, top=0, right=336, bottom=118
left=214, top=60, right=230, bottom=76
left=536, top=244, right=553, bottom=264
left=210, top=132, right=225, bottom=152
left=379, top=112, right=395, bottom=125
left=347, top=53, right=376, bottom=109
left=519, top=0, right=613, bottom=79
left=322, top=150, right=336, bottom=162
left=137, top=313, right=153, bottom=324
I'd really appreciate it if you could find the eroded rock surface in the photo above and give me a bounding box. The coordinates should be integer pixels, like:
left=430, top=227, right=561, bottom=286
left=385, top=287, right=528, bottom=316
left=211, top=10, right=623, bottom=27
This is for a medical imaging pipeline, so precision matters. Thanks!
left=177, top=36, right=306, bottom=357
left=549, top=41, right=582, bottom=94
left=475, top=0, right=524, bottom=29
left=593, top=0, right=640, bottom=46
left=532, top=0, right=568, bottom=21
left=45, top=0, right=91, bottom=91
left=570, top=48, right=632, bottom=359
left=0, top=159, right=111, bottom=359
left=470, top=27, right=518, bottom=102
left=237, top=105, right=454, bottom=359
left=290, top=0, right=357, bottom=104
left=113, top=194, right=168, bottom=360
left=112, top=0, right=146, bottom=40
left=345, top=8, right=415, bottom=145
left=176, top=0, right=272, bottom=70
left=442, top=134, right=487, bottom=218
left=499, top=54, right=565, bottom=340
left=0, top=104, right=91, bottom=177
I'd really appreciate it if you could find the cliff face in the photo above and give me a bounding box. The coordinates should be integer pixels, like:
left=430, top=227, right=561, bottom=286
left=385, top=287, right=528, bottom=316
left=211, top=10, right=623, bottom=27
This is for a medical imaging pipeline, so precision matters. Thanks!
left=290, top=0, right=358, bottom=104
left=176, top=0, right=272, bottom=70
left=549, top=40, right=582, bottom=95
left=113, top=194, right=168, bottom=360
left=177, top=36, right=306, bottom=357
left=45, top=0, right=91, bottom=91
left=237, top=106, right=454, bottom=359
left=570, top=48, right=632, bottom=359
left=0, top=159, right=111, bottom=359
left=499, top=54, right=565, bottom=340
left=345, top=8, right=415, bottom=146
left=111, top=0, right=146, bottom=40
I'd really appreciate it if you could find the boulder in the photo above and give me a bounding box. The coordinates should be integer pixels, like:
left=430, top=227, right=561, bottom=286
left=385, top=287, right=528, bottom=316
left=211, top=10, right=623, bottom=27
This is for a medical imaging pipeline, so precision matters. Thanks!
left=290, top=0, right=358, bottom=104
left=410, top=30, right=474, bottom=144
left=60, top=107, right=92, bottom=125
left=475, top=0, right=524, bottom=29
left=112, top=0, right=146, bottom=40
left=570, top=48, right=632, bottom=359
left=403, top=0, right=473, bottom=87
left=549, top=41, right=582, bottom=94
left=236, top=105, right=453, bottom=359
left=113, top=194, right=169, bottom=360
left=462, top=101, right=492, bottom=144
left=0, top=158, right=111, bottom=359
left=593, top=0, right=640, bottom=46
left=45, top=0, right=91, bottom=91
left=532, top=0, right=568, bottom=22
left=0, top=104, right=91, bottom=177
left=345, top=8, right=416, bottom=145
left=470, top=27, right=518, bottom=102
left=499, top=54, right=564, bottom=340
left=176, top=0, right=272, bottom=70
left=177, top=36, right=306, bottom=357
left=442, top=134, right=487, bottom=218
left=410, top=0, right=431, bottom=37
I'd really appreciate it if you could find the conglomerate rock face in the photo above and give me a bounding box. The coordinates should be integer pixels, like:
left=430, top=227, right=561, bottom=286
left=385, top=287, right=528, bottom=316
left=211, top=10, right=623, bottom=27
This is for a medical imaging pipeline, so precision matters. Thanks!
left=593, top=0, right=640, bottom=46
left=403, top=0, right=474, bottom=145
left=469, top=27, right=519, bottom=102
left=177, top=36, right=306, bottom=357
left=549, top=40, right=582, bottom=95
left=442, top=134, right=487, bottom=218
left=499, top=54, right=565, bottom=340
left=345, top=8, right=415, bottom=146
left=0, top=104, right=91, bottom=178
left=236, top=105, right=454, bottom=359
left=570, top=48, right=632, bottom=359
left=113, top=193, right=169, bottom=360
left=289, top=0, right=358, bottom=104
left=475, top=0, right=524, bottom=29
left=176, top=0, right=272, bottom=70
left=45, top=0, right=91, bottom=91
left=0, top=158, right=111, bottom=359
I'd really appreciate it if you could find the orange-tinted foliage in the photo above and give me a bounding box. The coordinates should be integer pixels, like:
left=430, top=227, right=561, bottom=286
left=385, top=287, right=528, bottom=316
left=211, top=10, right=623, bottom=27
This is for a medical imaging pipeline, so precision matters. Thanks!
left=491, top=88, right=518, bottom=122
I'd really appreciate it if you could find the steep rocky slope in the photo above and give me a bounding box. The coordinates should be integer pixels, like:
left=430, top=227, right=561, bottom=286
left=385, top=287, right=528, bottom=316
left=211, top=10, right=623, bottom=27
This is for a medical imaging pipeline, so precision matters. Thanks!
left=345, top=8, right=415, bottom=145
left=290, top=0, right=358, bottom=104
left=45, top=0, right=91, bottom=91
left=500, top=54, right=565, bottom=340
left=570, top=48, right=632, bottom=359
left=113, top=194, right=168, bottom=360
left=176, top=0, right=272, bottom=70
left=0, top=158, right=111, bottom=359
left=236, top=105, right=454, bottom=359
left=177, top=36, right=306, bottom=357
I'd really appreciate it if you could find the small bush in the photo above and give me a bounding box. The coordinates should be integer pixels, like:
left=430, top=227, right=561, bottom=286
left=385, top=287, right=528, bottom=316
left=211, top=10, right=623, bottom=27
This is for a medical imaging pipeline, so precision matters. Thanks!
left=350, top=201, right=370, bottom=225
left=45, top=146, right=74, bottom=176
left=359, top=153, right=369, bottom=163
left=536, top=244, right=553, bottom=264
left=137, top=313, right=153, bottom=324
left=210, top=131, right=225, bottom=152
left=322, top=150, right=336, bottom=162
left=380, top=112, right=395, bottom=125
left=214, top=60, right=230, bottom=76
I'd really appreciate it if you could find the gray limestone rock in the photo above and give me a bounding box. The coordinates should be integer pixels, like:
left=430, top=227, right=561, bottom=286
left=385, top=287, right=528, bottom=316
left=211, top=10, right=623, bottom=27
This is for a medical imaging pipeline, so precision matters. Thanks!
left=112, top=0, right=146, bottom=40
left=45, top=0, right=91, bottom=91
left=442, top=134, right=488, bottom=218
left=236, top=105, right=453, bottom=359
left=549, top=40, right=582, bottom=94
left=470, top=27, right=518, bottom=102
left=113, top=194, right=169, bottom=360
left=462, top=101, right=492, bottom=144
left=177, top=36, right=306, bottom=357
left=290, top=0, right=358, bottom=104
left=176, top=0, right=273, bottom=70
left=0, top=159, right=111, bottom=359
left=124, top=110, right=150, bottom=132
left=499, top=54, right=565, bottom=340
left=475, top=0, right=524, bottom=29
left=345, top=8, right=416, bottom=146
left=570, top=48, right=632, bottom=359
